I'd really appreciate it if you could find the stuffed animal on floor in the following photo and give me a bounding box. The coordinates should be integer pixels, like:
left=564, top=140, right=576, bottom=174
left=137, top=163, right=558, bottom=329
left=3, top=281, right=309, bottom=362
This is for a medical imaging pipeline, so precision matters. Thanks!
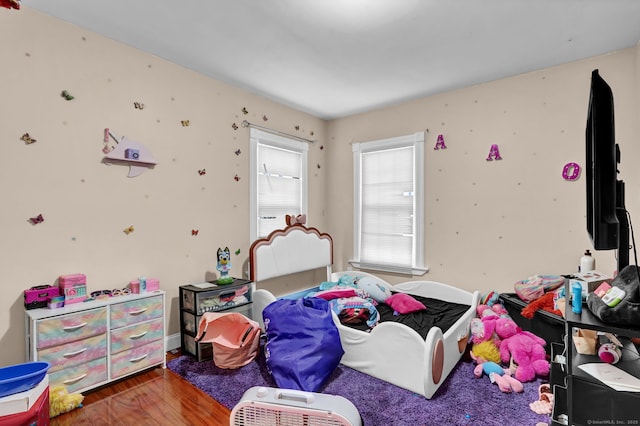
left=473, top=360, right=524, bottom=393
left=495, top=317, right=550, bottom=382
left=49, top=385, right=84, bottom=418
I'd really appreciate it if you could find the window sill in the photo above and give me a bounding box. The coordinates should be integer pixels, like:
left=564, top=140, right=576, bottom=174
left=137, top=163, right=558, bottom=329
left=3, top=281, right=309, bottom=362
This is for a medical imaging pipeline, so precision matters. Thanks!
left=347, top=261, right=429, bottom=276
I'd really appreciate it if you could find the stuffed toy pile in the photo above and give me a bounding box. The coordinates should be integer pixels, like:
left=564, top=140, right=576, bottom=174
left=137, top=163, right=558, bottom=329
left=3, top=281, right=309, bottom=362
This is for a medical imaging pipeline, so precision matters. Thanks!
left=470, top=291, right=550, bottom=386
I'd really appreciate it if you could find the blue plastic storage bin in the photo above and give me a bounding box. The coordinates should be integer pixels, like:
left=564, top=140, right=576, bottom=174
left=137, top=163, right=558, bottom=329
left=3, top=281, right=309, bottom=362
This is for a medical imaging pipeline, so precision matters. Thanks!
left=0, top=361, right=50, bottom=398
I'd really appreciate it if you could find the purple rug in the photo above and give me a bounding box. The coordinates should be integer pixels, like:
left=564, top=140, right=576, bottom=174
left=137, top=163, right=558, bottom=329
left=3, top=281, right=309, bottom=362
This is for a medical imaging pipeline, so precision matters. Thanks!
left=168, top=350, right=551, bottom=425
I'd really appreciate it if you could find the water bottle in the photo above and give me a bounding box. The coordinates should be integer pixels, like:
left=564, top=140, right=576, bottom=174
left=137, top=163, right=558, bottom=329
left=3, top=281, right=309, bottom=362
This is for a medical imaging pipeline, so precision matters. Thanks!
left=580, top=250, right=595, bottom=273
left=571, top=282, right=583, bottom=314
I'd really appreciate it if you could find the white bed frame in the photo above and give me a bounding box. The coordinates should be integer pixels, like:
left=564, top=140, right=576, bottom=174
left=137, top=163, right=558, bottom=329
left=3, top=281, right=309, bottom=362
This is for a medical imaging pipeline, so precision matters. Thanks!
left=249, top=224, right=481, bottom=399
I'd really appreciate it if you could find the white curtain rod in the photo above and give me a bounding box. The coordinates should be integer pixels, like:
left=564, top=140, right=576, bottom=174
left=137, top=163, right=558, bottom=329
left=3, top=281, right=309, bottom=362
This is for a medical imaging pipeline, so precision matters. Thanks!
left=241, top=120, right=315, bottom=144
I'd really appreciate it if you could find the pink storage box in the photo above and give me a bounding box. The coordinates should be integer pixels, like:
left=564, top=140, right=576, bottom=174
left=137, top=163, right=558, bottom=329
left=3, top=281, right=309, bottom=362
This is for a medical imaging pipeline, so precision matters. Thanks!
left=129, top=278, right=159, bottom=293
left=59, top=273, right=87, bottom=304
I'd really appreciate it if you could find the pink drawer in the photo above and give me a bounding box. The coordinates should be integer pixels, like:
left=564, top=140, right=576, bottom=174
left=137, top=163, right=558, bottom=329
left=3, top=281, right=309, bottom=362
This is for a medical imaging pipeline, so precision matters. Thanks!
left=37, top=308, right=107, bottom=349
left=110, top=340, right=165, bottom=380
left=49, top=357, right=108, bottom=394
left=110, top=295, right=163, bottom=329
left=110, top=318, right=164, bottom=355
left=38, top=333, right=107, bottom=373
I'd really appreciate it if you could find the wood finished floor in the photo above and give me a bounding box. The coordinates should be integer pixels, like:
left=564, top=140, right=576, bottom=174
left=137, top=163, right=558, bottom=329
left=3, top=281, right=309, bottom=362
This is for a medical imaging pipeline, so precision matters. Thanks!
left=50, top=351, right=231, bottom=426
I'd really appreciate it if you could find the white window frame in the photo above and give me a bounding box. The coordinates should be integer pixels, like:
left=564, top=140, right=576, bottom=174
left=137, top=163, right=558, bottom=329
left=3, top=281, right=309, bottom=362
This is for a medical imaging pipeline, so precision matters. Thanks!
left=249, top=128, right=308, bottom=242
left=350, top=131, right=427, bottom=275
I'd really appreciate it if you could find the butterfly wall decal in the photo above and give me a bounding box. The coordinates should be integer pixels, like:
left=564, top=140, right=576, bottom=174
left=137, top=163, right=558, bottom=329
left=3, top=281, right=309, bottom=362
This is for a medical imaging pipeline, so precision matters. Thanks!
left=234, top=174, right=240, bottom=182
left=134, top=102, right=144, bottom=110
left=232, top=123, right=238, bottom=130
left=235, top=249, right=241, bottom=255
left=263, top=115, right=268, bottom=121
left=29, top=214, right=44, bottom=225
left=123, top=226, right=135, bottom=235
left=60, top=90, right=74, bottom=101
left=181, top=120, right=190, bottom=127
left=295, top=125, right=300, bottom=131
left=235, top=149, right=241, bottom=156
left=191, top=229, right=199, bottom=236
left=198, top=169, right=206, bottom=176
left=241, top=107, right=248, bottom=115
left=21, top=133, right=36, bottom=144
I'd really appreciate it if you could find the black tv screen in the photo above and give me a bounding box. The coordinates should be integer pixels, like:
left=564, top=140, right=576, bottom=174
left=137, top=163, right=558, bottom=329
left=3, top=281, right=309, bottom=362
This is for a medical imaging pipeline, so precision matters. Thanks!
left=586, top=69, right=619, bottom=250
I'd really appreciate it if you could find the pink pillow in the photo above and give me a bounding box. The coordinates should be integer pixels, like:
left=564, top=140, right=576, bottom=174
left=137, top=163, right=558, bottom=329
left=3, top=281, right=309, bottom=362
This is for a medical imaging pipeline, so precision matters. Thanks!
left=385, top=293, right=426, bottom=314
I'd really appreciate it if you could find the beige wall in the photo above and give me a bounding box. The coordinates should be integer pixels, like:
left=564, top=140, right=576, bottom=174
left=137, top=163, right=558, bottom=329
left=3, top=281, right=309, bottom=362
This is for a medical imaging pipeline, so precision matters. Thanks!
left=0, top=8, right=327, bottom=366
left=327, top=48, right=640, bottom=292
left=2, top=9, right=639, bottom=366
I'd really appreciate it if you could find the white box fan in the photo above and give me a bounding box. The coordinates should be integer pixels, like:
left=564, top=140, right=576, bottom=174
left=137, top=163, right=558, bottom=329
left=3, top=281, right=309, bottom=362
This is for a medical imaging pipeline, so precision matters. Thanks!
left=230, top=386, right=362, bottom=426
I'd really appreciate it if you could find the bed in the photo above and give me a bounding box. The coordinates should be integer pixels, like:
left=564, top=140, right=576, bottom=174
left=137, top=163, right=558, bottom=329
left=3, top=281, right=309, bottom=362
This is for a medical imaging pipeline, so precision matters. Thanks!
left=249, top=224, right=481, bottom=399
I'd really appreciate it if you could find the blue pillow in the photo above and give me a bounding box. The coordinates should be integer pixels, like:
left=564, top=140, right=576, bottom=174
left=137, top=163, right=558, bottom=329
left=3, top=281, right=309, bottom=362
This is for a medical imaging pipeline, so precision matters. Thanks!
left=356, top=276, right=392, bottom=303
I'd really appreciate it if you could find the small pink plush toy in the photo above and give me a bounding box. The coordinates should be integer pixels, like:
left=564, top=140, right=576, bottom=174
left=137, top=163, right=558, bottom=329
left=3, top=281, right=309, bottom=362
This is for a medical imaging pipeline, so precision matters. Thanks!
left=474, top=360, right=524, bottom=393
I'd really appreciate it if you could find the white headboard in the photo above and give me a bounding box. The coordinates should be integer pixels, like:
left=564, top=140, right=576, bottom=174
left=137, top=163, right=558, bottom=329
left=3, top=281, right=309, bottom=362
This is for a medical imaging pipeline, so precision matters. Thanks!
left=249, top=224, right=333, bottom=283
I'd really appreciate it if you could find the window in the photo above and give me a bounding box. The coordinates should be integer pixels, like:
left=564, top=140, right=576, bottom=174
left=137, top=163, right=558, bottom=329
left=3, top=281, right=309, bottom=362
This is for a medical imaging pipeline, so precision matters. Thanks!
left=250, top=128, right=308, bottom=241
left=351, top=132, right=426, bottom=275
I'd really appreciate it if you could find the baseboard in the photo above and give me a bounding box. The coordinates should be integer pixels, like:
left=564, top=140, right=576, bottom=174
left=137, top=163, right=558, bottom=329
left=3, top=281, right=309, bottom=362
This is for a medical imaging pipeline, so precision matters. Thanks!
left=166, top=332, right=181, bottom=352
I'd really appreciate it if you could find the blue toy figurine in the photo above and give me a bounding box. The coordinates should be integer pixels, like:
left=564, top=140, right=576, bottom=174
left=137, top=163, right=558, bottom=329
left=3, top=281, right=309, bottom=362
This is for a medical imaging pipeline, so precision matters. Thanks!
left=216, top=247, right=234, bottom=284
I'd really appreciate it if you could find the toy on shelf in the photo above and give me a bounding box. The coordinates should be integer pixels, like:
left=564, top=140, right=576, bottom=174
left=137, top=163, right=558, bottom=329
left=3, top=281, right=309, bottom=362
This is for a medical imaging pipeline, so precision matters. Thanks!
left=216, top=247, right=233, bottom=284
left=521, top=291, right=563, bottom=319
left=102, top=129, right=156, bottom=177
left=598, top=332, right=623, bottom=364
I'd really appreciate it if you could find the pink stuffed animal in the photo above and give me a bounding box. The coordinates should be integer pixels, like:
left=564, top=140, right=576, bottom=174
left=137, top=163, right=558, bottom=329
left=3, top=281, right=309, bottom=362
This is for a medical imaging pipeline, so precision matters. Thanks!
left=470, top=303, right=511, bottom=345
left=495, top=317, right=549, bottom=382
left=476, top=303, right=509, bottom=319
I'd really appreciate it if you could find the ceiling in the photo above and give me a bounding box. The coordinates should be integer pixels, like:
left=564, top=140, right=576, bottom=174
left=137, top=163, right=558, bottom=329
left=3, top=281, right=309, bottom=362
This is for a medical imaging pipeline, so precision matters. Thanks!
left=24, top=0, right=640, bottom=120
